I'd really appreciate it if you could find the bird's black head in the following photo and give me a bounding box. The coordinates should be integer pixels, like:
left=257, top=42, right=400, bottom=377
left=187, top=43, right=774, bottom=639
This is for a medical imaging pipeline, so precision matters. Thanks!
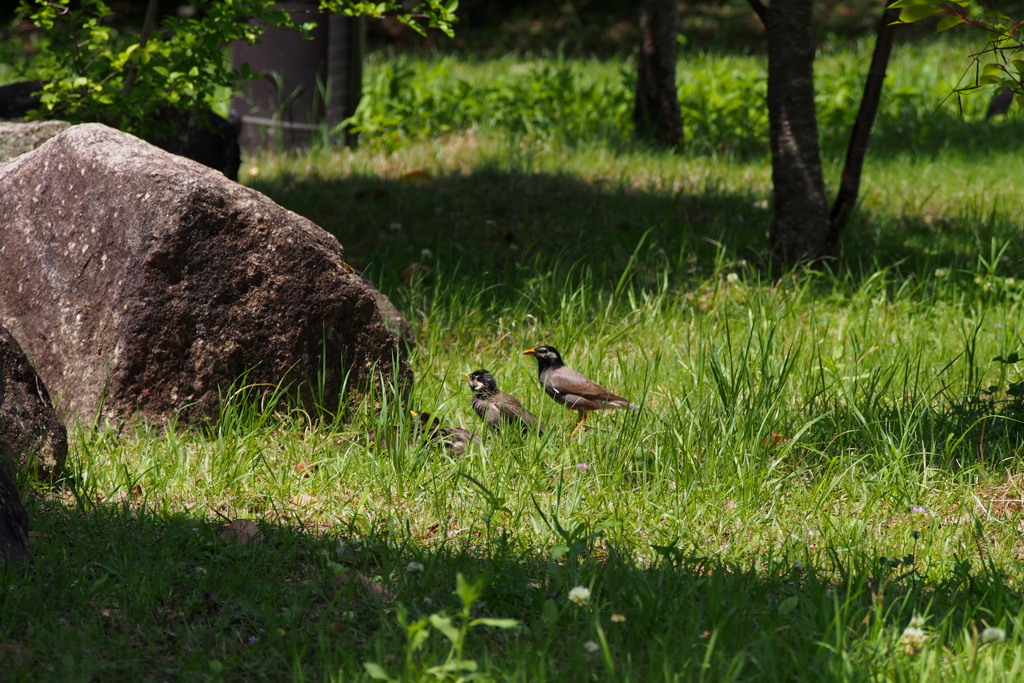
left=412, top=411, right=441, bottom=434
left=523, top=345, right=564, bottom=370
left=465, top=369, right=498, bottom=396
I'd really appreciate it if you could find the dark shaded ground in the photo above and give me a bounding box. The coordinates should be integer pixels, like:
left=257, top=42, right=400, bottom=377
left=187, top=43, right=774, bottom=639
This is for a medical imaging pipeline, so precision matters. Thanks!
left=2, top=488, right=1018, bottom=679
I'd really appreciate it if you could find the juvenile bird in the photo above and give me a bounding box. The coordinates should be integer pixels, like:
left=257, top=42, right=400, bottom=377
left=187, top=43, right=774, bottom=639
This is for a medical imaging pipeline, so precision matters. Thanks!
left=523, top=345, right=639, bottom=436
left=411, top=411, right=477, bottom=456
left=464, top=369, right=545, bottom=435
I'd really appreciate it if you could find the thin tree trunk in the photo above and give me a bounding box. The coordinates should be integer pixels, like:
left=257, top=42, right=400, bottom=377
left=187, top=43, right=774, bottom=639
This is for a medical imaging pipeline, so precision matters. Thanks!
left=634, top=0, right=682, bottom=147
left=751, top=0, right=830, bottom=268
left=827, top=6, right=901, bottom=246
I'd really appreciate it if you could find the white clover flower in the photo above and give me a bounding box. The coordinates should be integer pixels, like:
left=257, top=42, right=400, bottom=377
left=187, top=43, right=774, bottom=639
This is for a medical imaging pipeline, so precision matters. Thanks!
left=406, top=561, right=424, bottom=573
left=583, top=640, right=600, bottom=653
left=900, top=623, right=928, bottom=654
left=568, top=586, right=591, bottom=607
left=610, top=613, right=627, bottom=623
left=726, top=272, right=739, bottom=283
left=935, top=268, right=947, bottom=278
left=420, top=248, right=434, bottom=260
left=981, top=626, right=1007, bottom=643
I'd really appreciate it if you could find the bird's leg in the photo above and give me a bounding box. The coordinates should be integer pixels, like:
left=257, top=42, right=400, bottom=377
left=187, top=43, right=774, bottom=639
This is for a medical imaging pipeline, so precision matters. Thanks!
left=570, top=412, right=588, bottom=437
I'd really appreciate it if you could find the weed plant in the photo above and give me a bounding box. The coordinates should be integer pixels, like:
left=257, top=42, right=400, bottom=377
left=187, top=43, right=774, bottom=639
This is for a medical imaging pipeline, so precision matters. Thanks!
left=3, top=33, right=1024, bottom=681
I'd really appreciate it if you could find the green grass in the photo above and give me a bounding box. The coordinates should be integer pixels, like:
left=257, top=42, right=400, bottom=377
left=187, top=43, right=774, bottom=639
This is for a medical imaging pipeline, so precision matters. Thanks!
left=5, top=34, right=1024, bottom=681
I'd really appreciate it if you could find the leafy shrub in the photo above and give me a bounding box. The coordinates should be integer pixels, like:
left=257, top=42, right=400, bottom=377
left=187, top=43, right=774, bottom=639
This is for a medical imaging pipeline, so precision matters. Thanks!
left=348, top=39, right=1007, bottom=156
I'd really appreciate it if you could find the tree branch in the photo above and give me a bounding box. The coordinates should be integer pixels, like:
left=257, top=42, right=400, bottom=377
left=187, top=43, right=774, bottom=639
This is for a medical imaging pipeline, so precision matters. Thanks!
left=748, top=0, right=768, bottom=23
left=827, top=5, right=901, bottom=244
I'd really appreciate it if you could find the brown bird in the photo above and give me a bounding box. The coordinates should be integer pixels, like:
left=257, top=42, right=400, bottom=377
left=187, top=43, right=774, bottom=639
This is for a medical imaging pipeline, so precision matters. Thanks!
left=523, top=345, right=639, bottom=436
left=411, top=411, right=477, bottom=456
left=463, top=369, right=545, bottom=435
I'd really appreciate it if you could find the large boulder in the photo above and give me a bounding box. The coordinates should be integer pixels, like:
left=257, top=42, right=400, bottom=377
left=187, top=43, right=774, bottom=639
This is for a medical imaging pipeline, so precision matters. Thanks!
left=0, top=123, right=411, bottom=426
left=0, top=325, right=67, bottom=481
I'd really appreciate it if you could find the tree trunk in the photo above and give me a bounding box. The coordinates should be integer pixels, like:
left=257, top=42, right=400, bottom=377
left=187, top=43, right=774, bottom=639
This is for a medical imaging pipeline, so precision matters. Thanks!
left=751, top=0, right=830, bottom=268
left=634, top=0, right=682, bottom=147
left=828, top=6, right=901, bottom=243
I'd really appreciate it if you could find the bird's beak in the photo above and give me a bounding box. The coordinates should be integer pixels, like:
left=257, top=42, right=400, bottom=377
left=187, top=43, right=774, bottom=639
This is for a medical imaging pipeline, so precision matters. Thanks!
left=460, top=372, right=470, bottom=377
left=523, top=348, right=536, bottom=356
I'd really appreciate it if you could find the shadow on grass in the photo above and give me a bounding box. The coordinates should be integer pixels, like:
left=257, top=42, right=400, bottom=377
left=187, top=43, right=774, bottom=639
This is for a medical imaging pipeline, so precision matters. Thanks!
left=826, top=115, right=1024, bottom=164
left=3, top=491, right=1019, bottom=679
left=250, top=166, right=767, bottom=291
left=248, top=160, right=1023, bottom=314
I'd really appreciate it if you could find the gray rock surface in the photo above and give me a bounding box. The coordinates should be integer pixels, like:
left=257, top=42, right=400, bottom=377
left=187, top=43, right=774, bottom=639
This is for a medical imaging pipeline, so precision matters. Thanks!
left=0, top=325, right=67, bottom=481
left=0, top=458, right=29, bottom=565
left=0, top=123, right=411, bottom=426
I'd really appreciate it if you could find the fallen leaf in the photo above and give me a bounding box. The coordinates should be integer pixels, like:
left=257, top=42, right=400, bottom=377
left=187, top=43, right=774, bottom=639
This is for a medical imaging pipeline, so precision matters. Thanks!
left=220, top=519, right=260, bottom=544
left=400, top=169, right=433, bottom=185
left=291, top=494, right=317, bottom=508
left=295, top=461, right=317, bottom=478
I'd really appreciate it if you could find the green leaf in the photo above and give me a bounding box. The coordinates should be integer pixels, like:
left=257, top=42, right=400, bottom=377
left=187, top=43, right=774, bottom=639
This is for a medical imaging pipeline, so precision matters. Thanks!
left=898, top=4, right=945, bottom=23
left=936, top=14, right=965, bottom=31
left=981, top=63, right=1004, bottom=78
left=363, top=662, right=393, bottom=681
left=455, top=572, right=484, bottom=608
left=428, top=614, right=461, bottom=644
left=427, top=660, right=478, bottom=674
left=778, top=595, right=799, bottom=616
left=469, top=617, right=520, bottom=629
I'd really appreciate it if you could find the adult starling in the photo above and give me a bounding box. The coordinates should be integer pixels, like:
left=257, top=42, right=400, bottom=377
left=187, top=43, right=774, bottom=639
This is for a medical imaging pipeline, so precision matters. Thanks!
left=411, top=411, right=477, bottom=456
left=463, top=369, right=545, bottom=435
left=523, top=345, right=639, bottom=435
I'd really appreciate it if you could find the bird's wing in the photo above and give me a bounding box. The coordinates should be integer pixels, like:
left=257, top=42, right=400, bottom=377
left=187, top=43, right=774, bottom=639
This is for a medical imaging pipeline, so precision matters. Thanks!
left=547, top=367, right=626, bottom=402
left=495, top=393, right=539, bottom=425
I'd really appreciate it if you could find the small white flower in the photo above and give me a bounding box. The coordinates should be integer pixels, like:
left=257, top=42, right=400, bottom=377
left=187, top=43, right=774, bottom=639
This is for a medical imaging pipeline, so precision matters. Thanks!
left=420, top=248, right=433, bottom=260
left=1006, top=278, right=1016, bottom=286
left=935, top=268, right=947, bottom=278
left=583, top=640, right=599, bottom=653
left=406, top=561, right=424, bottom=573
left=389, top=221, right=403, bottom=232
left=981, top=626, right=1007, bottom=643
left=568, top=586, right=591, bottom=607
left=610, top=613, right=626, bottom=623
left=726, top=272, right=739, bottom=283
left=900, top=623, right=928, bottom=653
